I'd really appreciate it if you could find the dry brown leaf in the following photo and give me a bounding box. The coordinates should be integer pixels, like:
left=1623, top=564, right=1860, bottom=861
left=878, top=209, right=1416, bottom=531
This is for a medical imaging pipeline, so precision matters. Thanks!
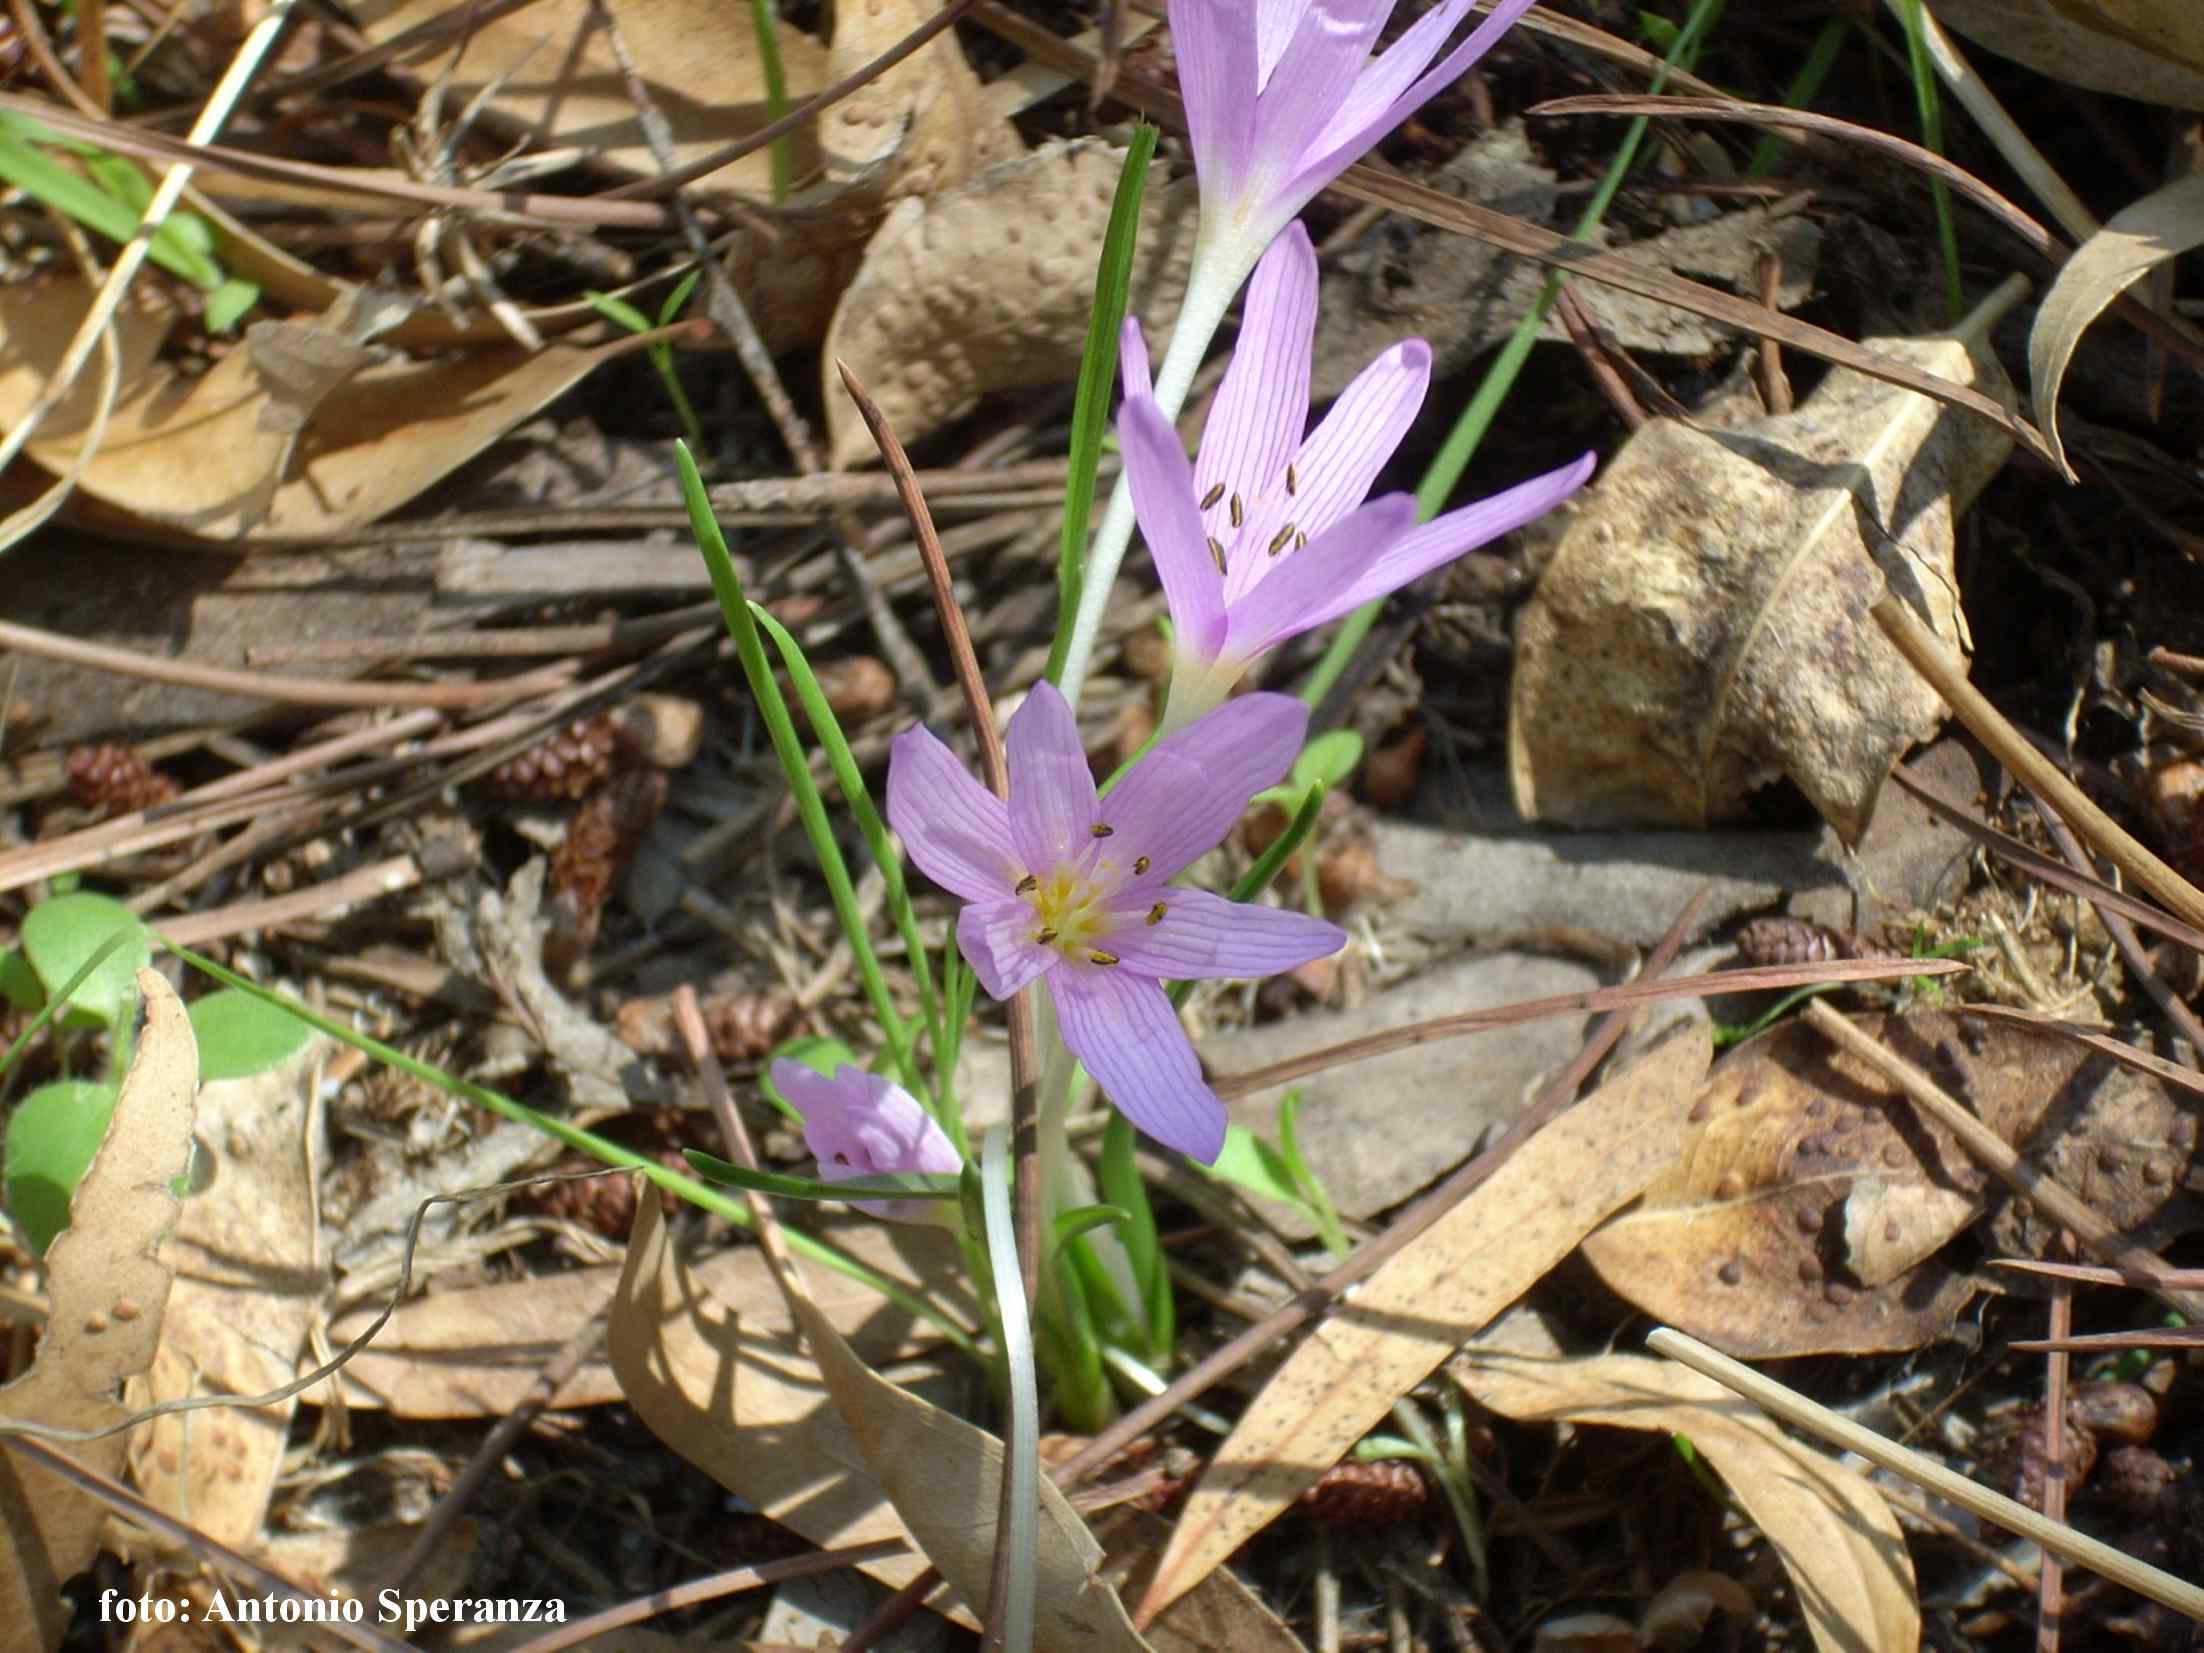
left=1510, top=277, right=2024, bottom=843
left=128, top=1038, right=328, bottom=1547
left=1091, top=1508, right=1308, bottom=1653
left=345, top=0, right=826, bottom=193
left=814, top=0, right=1021, bottom=211
left=606, top=1186, right=969, bottom=1619
left=1934, top=0, right=2204, bottom=107
left=1456, top=1309, right=1917, bottom=1653
left=2030, top=172, right=2204, bottom=480
left=783, top=1259, right=1152, bottom=1651
left=0, top=283, right=621, bottom=539
left=1135, top=1024, right=1712, bottom=1623
left=825, top=137, right=1199, bottom=467
left=0, top=971, right=196, bottom=1650
left=1577, top=1011, right=2201, bottom=1357
left=333, top=1220, right=976, bottom=1416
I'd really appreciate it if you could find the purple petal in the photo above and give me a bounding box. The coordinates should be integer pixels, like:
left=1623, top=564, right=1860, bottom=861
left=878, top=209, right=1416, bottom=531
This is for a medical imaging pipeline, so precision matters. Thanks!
left=1005, top=681, right=1098, bottom=877
left=1194, top=226, right=1317, bottom=550
left=1226, top=338, right=1429, bottom=606
left=1311, top=0, right=1476, bottom=150
left=1169, top=0, right=1259, bottom=205
left=1120, top=376, right=1228, bottom=659
left=1342, top=452, right=1596, bottom=607
left=1248, top=1, right=1388, bottom=194
left=776, top=1060, right=963, bottom=1222
left=1119, top=313, right=1154, bottom=403
left=1222, top=493, right=1421, bottom=659
left=1050, top=966, right=1226, bottom=1163
left=1102, top=886, right=1344, bottom=981
left=1100, top=691, right=1308, bottom=882
left=887, top=723, right=1020, bottom=903
left=1286, top=0, right=1540, bottom=204
left=956, top=901, right=1056, bottom=1002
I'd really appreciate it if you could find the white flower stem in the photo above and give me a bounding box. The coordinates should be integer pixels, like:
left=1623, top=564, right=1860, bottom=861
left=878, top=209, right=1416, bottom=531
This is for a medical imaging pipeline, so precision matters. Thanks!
left=980, top=1122, right=1039, bottom=1653
left=1055, top=249, right=1243, bottom=711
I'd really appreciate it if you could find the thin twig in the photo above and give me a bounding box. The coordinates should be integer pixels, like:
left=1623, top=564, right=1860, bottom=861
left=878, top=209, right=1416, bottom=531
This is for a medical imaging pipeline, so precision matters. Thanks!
left=1647, top=1327, right=2204, bottom=1624
left=2036, top=1237, right=2073, bottom=1653
left=1800, top=1000, right=2204, bottom=1323
left=2037, top=805, right=2204, bottom=1059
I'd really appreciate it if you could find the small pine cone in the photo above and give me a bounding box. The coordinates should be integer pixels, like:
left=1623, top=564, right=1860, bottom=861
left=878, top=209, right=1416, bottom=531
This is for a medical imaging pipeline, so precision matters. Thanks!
left=1733, top=914, right=1899, bottom=967
left=1296, top=1458, right=1431, bottom=1527
left=614, top=988, right=795, bottom=1066
left=483, top=716, right=621, bottom=802
left=64, top=742, right=180, bottom=815
left=544, top=769, right=671, bottom=982
left=2094, top=1445, right=2178, bottom=1519
left=534, top=1158, right=641, bottom=1236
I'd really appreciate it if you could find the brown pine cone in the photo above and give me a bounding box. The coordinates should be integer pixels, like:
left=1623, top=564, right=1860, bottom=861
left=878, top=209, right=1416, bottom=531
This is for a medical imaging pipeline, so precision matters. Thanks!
left=482, top=716, right=621, bottom=802
left=614, top=988, right=796, bottom=1066
left=544, top=769, right=670, bottom=982
left=1296, top=1458, right=1432, bottom=1527
left=64, top=742, right=180, bottom=815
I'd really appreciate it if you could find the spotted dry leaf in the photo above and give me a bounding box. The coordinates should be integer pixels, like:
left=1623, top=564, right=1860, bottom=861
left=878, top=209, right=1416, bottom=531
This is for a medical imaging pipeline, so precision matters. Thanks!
left=1578, top=1011, right=2200, bottom=1356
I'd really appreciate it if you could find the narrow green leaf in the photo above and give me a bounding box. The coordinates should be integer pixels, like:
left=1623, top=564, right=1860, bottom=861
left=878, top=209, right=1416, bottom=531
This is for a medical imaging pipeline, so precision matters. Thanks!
left=676, top=444, right=928, bottom=1103
left=1205, top=1123, right=1316, bottom=1218
left=1046, top=126, right=1158, bottom=687
left=1054, top=1204, right=1131, bottom=1248
left=583, top=290, right=652, bottom=334
left=682, top=1149, right=962, bottom=1204
left=1291, top=728, right=1364, bottom=793
left=1098, top=1109, right=1172, bottom=1361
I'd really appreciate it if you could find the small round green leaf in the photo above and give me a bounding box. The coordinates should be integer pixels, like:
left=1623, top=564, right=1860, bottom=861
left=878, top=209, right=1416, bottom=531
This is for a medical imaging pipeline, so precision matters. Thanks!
left=0, top=947, right=41, bottom=1014
left=189, top=987, right=315, bottom=1082
left=1291, top=728, right=1364, bottom=793
left=22, top=891, right=151, bottom=1031
left=3, top=1078, right=117, bottom=1256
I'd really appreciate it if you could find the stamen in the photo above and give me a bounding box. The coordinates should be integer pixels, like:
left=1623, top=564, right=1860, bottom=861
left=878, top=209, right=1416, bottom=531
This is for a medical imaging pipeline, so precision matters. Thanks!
left=1267, top=522, right=1297, bottom=556
left=1091, top=823, right=1115, bottom=838
left=1229, top=493, right=1245, bottom=528
left=1286, top=462, right=1299, bottom=496
left=1207, top=535, right=1227, bottom=573
left=1037, top=928, right=1059, bottom=945
left=1133, top=856, right=1151, bottom=875
left=1015, top=873, right=1038, bottom=895
left=1147, top=903, right=1167, bottom=925
left=1200, top=481, right=1225, bottom=511
left=1295, top=531, right=1308, bottom=553
left=1088, top=950, right=1121, bottom=966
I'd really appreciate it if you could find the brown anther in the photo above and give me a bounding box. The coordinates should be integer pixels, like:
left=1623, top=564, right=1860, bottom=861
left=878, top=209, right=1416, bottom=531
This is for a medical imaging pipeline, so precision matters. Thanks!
left=1294, top=531, right=1308, bottom=552
left=1200, top=481, right=1225, bottom=511
left=1147, top=903, right=1167, bottom=925
left=1229, top=493, right=1245, bottom=528
left=1133, top=856, right=1151, bottom=874
left=1037, top=928, right=1059, bottom=945
left=1015, top=873, right=1039, bottom=895
left=1089, top=950, right=1121, bottom=966
left=1091, top=823, right=1115, bottom=838
left=1208, top=535, right=1228, bottom=573
left=1267, top=522, right=1296, bottom=556
left=1286, top=462, right=1299, bottom=496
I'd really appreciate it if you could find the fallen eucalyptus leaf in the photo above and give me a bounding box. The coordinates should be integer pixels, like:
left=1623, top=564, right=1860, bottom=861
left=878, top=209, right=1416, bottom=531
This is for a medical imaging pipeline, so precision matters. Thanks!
left=1135, top=1024, right=1711, bottom=1623
left=1510, top=276, right=2024, bottom=842
left=825, top=137, right=1198, bottom=467
left=2030, top=172, right=2204, bottom=481
left=0, top=972, right=196, bottom=1650
left=1454, top=1308, right=1918, bottom=1653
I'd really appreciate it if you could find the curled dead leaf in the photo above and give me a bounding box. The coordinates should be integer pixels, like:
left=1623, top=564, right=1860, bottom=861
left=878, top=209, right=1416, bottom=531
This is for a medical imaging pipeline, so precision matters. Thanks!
left=1510, top=278, right=2024, bottom=843
left=2030, top=172, right=2204, bottom=480
left=826, top=138, right=1199, bottom=467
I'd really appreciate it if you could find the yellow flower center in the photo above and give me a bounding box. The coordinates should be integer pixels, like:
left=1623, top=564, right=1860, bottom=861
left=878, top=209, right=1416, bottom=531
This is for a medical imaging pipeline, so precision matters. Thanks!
left=1028, top=866, right=1111, bottom=958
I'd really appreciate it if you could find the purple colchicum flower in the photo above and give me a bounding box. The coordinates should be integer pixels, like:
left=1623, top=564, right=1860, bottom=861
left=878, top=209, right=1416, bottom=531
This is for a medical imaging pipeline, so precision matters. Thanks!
left=1121, top=224, right=1596, bottom=730
left=771, top=1059, right=963, bottom=1223
left=1172, top=0, right=1542, bottom=346
left=887, top=682, right=1342, bottom=1164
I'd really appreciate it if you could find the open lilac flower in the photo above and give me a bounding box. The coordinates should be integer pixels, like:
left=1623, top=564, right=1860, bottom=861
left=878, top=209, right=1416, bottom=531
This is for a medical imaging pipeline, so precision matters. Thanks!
left=772, top=1059, right=963, bottom=1223
left=1172, top=0, right=1543, bottom=353
left=887, top=682, right=1342, bottom=1164
left=1121, top=223, right=1596, bottom=729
